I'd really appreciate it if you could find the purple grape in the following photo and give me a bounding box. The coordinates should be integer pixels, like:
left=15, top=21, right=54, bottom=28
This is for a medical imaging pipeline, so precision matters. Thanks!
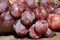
left=21, top=10, right=35, bottom=26
left=44, top=28, right=55, bottom=38
left=10, top=3, right=24, bottom=18
left=13, top=19, right=28, bottom=36
left=0, top=0, right=8, bottom=14
left=0, top=11, right=14, bottom=32
left=34, top=20, right=48, bottom=34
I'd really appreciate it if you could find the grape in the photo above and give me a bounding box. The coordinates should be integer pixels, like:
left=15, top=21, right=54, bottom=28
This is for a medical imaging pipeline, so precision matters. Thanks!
left=39, top=0, right=52, bottom=7
left=47, top=3, right=59, bottom=13
left=34, top=20, right=48, bottom=34
left=0, top=0, right=8, bottom=14
left=34, top=6, right=43, bottom=20
left=13, top=19, right=28, bottom=36
left=0, top=0, right=57, bottom=38
left=29, top=24, right=41, bottom=39
left=34, top=6, right=49, bottom=20
left=54, top=8, right=60, bottom=14
left=10, top=3, right=24, bottom=18
left=0, top=11, right=14, bottom=32
left=47, top=13, right=60, bottom=30
left=25, top=0, right=38, bottom=10
left=21, top=10, right=35, bottom=26
left=16, top=0, right=25, bottom=5
left=44, top=28, right=55, bottom=38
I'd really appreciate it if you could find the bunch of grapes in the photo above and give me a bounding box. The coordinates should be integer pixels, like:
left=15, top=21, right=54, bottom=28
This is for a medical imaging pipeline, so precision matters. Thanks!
left=0, top=0, right=60, bottom=39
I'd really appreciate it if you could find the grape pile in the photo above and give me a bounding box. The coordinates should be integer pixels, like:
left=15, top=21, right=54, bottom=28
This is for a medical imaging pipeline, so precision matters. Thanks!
left=0, top=0, right=60, bottom=39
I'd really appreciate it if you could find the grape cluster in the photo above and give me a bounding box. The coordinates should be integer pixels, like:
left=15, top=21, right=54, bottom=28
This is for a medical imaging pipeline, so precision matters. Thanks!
left=0, top=0, right=60, bottom=39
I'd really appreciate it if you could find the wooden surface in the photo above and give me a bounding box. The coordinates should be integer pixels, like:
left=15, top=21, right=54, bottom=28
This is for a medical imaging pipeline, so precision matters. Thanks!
left=0, top=32, right=60, bottom=40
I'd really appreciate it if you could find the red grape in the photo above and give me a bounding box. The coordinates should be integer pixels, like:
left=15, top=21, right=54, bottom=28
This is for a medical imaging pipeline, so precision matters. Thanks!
left=44, top=28, right=55, bottom=38
left=21, top=10, right=35, bottom=26
left=0, top=0, right=8, bottom=14
left=10, top=3, right=24, bottom=18
left=13, top=19, right=28, bottom=36
left=25, top=0, right=38, bottom=10
left=39, top=0, right=52, bottom=7
left=34, top=20, right=48, bottom=34
left=47, top=13, right=60, bottom=30
left=29, top=24, right=42, bottom=39
left=47, top=3, right=59, bottom=13
left=0, top=11, right=14, bottom=32
left=0, top=11, right=14, bottom=27
left=0, top=0, right=58, bottom=38
left=54, top=8, right=60, bottom=14
left=34, top=6, right=49, bottom=20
